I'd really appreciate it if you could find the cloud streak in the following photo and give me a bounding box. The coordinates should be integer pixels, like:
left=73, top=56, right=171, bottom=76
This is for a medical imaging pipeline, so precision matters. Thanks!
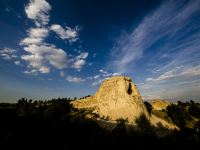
left=109, top=0, right=200, bottom=100
left=66, top=76, right=85, bottom=83
left=0, top=48, right=17, bottom=60
left=109, top=0, right=200, bottom=73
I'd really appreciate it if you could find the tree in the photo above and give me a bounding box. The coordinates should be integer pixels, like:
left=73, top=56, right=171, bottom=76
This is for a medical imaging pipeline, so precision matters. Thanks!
left=135, top=114, right=154, bottom=136
left=166, top=104, right=191, bottom=129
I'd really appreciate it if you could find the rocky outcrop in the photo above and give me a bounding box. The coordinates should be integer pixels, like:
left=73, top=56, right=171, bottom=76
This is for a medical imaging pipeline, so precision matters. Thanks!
left=95, top=76, right=149, bottom=123
left=72, top=76, right=149, bottom=123
left=71, top=76, right=178, bottom=130
left=152, top=99, right=170, bottom=111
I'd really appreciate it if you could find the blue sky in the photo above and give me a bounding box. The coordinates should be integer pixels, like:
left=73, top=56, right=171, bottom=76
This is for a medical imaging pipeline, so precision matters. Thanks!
left=0, top=0, right=200, bottom=102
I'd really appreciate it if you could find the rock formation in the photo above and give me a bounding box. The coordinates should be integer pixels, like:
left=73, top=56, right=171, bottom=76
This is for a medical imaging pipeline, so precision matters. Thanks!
left=71, top=76, right=178, bottom=130
left=151, top=99, right=170, bottom=111
left=72, top=76, right=149, bottom=123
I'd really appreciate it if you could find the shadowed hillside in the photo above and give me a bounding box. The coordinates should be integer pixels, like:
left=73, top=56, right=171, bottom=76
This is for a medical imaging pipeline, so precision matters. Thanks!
left=0, top=98, right=199, bottom=150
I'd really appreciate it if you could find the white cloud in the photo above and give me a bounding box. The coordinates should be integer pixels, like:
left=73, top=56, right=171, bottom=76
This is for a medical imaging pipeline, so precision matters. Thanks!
left=25, top=0, right=51, bottom=26
left=21, top=54, right=50, bottom=73
left=50, top=24, right=79, bottom=42
left=92, top=78, right=108, bottom=86
left=73, top=59, right=85, bottom=69
left=90, top=70, right=122, bottom=86
left=112, top=72, right=122, bottom=76
left=2, top=0, right=88, bottom=77
left=99, top=69, right=107, bottom=74
left=21, top=44, right=68, bottom=73
left=66, top=76, right=85, bottom=83
left=76, top=52, right=88, bottom=59
left=102, top=73, right=112, bottom=77
left=0, top=47, right=16, bottom=54
left=92, top=79, right=103, bottom=86
left=140, top=78, right=200, bottom=101
left=21, top=37, right=43, bottom=45
left=29, top=27, right=49, bottom=38
left=24, top=69, right=38, bottom=74
left=142, top=64, right=200, bottom=101
left=146, top=65, right=200, bottom=82
left=14, top=61, right=21, bottom=66
left=181, top=65, right=200, bottom=77
left=39, top=66, right=50, bottom=73
left=99, top=69, right=104, bottom=73
left=0, top=53, right=12, bottom=60
left=60, top=71, right=65, bottom=77
left=0, top=48, right=17, bottom=60
left=94, top=75, right=100, bottom=79
left=73, top=52, right=88, bottom=69
left=20, top=27, right=49, bottom=45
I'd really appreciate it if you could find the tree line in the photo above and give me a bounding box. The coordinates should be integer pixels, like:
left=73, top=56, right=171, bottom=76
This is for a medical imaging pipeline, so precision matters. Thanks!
left=0, top=98, right=199, bottom=150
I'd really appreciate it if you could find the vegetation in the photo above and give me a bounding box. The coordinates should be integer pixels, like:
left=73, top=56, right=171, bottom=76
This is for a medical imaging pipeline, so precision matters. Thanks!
left=0, top=98, right=199, bottom=149
left=166, top=101, right=200, bottom=130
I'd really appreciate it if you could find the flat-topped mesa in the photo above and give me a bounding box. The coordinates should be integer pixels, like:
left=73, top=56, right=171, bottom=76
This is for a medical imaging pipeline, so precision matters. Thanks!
left=95, top=76, right=150, bottom=123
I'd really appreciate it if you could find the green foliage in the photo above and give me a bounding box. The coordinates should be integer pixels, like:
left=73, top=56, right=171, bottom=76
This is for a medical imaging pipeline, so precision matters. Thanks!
left=188, top=102, right=200, bottom=118
left=166, top=101, right=199, bottom=129
left=135, top=114, right=154, bottom=136
left=167, top=104, right=186, bottom=128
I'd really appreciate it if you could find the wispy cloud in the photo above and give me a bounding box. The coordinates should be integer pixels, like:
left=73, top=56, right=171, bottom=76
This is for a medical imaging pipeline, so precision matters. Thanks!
left=50, top=24, right=79, bottom=43
left=0, top=48, right=17, bottom=60
left=108, top=0, right=200, bottom=100
left=92, top=78, right=105, bottom=86
left=60, top=71, right=65, bottom=77
left=14, top=61, right=21, bottom=66
left=109, top=0, right=200, bottom=74
left=73, top=52, right=89, bottom=70
left=91, top=69, right=122, bottom=86
left=65, top=76, right=85, bottom=83
left=146, top=65, right=200, bottom=82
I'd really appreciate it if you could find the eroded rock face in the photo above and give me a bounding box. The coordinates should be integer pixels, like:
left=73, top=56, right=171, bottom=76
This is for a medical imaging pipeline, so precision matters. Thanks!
left=152, top=99, right=170, bottom=111
left=72, top=76, right=149, bottom=123
left=71, top=76, right=179, bottom=130
left=95, top=76, right=149, bottom=123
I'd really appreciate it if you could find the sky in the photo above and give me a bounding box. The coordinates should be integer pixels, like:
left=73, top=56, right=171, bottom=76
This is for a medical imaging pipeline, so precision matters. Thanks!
left=0, top=0, right=200, bottom=102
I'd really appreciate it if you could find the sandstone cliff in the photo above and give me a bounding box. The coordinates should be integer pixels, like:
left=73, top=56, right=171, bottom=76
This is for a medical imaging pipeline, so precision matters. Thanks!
left=71, top=76, right=178, bottom=130
left=95, top=76, right=149, bottom=123
left=72, top=76, right=149, bottom=123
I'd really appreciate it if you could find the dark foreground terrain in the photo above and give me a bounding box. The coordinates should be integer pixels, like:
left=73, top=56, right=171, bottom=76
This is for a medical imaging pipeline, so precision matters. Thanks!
left=0, top=98, right=199, bottom=150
